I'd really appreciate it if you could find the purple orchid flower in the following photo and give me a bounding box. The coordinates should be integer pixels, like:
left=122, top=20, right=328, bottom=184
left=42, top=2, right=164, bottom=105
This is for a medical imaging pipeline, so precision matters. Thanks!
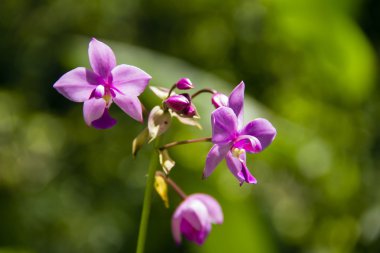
left=172, top=193, right=223, bottom=245
left=53, top=38, right=151, bottom=129
left=203, top=82, right=276, bottom=185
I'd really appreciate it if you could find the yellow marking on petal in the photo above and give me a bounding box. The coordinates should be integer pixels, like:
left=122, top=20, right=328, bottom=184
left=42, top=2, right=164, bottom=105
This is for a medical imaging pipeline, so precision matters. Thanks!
left=103, top=94, right=112, bottom=104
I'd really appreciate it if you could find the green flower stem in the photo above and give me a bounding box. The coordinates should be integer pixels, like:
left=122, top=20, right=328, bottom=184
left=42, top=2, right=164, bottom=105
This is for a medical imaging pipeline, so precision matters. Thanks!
left=136, top=139, right=160, bottom=253
left=159, top=137, right=212, bottom=150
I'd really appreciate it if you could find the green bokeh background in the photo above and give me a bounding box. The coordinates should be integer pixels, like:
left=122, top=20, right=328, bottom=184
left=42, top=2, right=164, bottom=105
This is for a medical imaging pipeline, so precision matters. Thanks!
left=1, top=0, right=380, bottom=252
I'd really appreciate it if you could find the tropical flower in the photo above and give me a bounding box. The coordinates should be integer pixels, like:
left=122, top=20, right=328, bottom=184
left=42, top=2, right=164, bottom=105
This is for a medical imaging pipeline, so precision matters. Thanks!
left=172, top=194, right=223, bottom=245
left=53, top=38, right=151, bottom=129
left=203, top=82, right=276, bottom=185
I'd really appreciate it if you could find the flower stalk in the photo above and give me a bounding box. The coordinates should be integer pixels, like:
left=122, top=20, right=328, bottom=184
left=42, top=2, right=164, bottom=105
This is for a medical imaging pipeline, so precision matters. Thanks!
left=191, top=88, right=217, bottom=99
left=159, top=137, right=212, bottom=150
left=136, top=138, right=160, bottom=253
left=156, top=171, right=187, bottom=199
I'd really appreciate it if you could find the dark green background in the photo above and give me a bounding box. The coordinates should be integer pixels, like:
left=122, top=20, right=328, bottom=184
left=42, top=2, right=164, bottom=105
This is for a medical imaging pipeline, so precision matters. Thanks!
left=1, top=0, right=380, bottom=252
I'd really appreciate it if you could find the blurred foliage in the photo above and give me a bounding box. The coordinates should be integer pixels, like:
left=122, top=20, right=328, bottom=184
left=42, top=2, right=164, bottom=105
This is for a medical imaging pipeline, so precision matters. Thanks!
left=1, top=0, right=380, bottom=253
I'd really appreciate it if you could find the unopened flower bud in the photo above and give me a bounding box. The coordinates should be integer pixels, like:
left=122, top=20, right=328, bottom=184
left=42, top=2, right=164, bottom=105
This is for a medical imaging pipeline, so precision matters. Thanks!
left=211, top=93, right=228, bottom=108
left=164, top=94, right=190, bottom=112
left=183, top=104, right=197, bottom=117
left=176, top=78, right=193, bottom=90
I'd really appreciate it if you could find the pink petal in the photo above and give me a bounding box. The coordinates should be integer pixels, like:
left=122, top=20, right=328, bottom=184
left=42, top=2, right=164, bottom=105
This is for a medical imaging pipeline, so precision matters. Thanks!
left=181, top=199, right=209, bottom=230
left=237, top=162, right=257, bottom=185
left=83, top=98, right=106, bottom=126
left=211, top=93, right=229, bottom=108
left=113, top=93, right=143, bottom=122
left=53, top=67, right=99, bottom=102
left=172, top=198, right=209, bottom=245
left=211, top=107, right=238, bottom=144
left=88, top=38, right=116, bottom=79
left=203, top=144, right=230, bottom=178
left=233, top=135, right=262, bottom=153
left=241, top=118, right=276, bottom=150
left=91, top=109, right=117, bottom=129
left=111, top=64, right=151, bottom=96
left=189, top=194, right=223, bottom=224
left=228, top=81, right=245, bottom=128
left=225, top=152, right=245, bottom=184
left=172, top=212, right=182, bottom=244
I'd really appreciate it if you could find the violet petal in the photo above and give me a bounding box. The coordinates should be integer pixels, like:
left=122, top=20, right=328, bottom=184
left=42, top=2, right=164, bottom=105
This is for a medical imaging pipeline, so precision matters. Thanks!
left=111, top=64, right=151, bottom=96
left=237, top=162, right=257, bottom=184
left=53, top=67, right=99, bottom=102
left=233, top=135, right=262, bottom=153
left=203, top=144, right=230, bottom=178
left=211, top=93, right=229, bottom=108
left=241, top=118, right=276, bottom=150
left=172, top=212, right=182, bottom=245
left=92, top=109, right=117, bottom=129
left=228, top=81, right=245, bottom=128
left=113, top=93, right=143, bottom=122
left=88, top=38, right=116, bottom=79
left=189, top=194, right=223, bottom=224
left=225, top=152, right=245, bottom=184
left=211, top=107, right=238, bottom=144
left=82, top=98, right=107, bottom=126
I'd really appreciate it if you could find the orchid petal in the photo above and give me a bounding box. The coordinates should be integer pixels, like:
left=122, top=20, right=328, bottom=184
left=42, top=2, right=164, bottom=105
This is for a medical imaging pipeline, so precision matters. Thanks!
left=53, top=67, right=99, bottom=102
left=203, top=144, right=230, bottom=178
left=189, top=194, right=223, bottom=224
left=234, top=135, right=262, bottom=153
left=111, top=64, right=151, bottom=96
left=228, top=81, right=245, bottom=128
left=91, top=109, right=117, bottom=129
left=211, top=107, right=238, bottom=144
left=182, top=199, right=209, bottom=230
left=237, top=162, right=257, bottom=184
left=113, top=93, right=143, bottom=122
left=225, top=152, right=245, bottom=184
left=242, top=118, right=276, bottom=150
left=212, top=93, right=229, bottom=108
left=172, top=213, right=182, bottom=244
left=88, top=38, right=116, bottom=79
left=172, top=198, right=209, bottom=245
left=83, top=98, right=106, bottom=126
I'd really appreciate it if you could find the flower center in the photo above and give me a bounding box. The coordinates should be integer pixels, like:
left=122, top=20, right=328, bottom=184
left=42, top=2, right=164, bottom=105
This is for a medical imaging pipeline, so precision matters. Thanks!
left=232, top=147, right=245, bottom=158
left=92, top=83, right=117, bottom=106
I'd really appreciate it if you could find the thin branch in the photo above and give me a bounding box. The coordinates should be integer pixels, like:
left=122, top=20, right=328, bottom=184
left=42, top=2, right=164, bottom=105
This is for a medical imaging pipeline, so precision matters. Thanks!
left=191, top=88, right=217, bottom=99
left=156, top=171, right=187, bottom=199
left=159, top=137, right=212, bottom=150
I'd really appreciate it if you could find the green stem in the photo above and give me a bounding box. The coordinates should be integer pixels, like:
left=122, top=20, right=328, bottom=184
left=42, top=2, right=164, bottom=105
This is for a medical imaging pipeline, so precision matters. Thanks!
left=136, top=139, right=160, bottom=253
left=159, top=137, right=212, bottom=150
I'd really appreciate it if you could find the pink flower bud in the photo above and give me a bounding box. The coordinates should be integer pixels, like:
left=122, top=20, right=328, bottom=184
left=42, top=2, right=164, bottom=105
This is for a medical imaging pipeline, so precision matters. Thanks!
left=211, top=93, right=228, bottom=108
left=176, top=78, right=194, bottom=90
left=183, top=104, right=197, bottom=117
left=172, top=194, right=223, bottom=245
left=164, top=94, right=191, bottom=112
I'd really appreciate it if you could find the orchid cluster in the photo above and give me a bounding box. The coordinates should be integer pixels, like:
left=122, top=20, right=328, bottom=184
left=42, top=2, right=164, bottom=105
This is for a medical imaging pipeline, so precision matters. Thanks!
left=53, top=38, right=276, bottom=250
